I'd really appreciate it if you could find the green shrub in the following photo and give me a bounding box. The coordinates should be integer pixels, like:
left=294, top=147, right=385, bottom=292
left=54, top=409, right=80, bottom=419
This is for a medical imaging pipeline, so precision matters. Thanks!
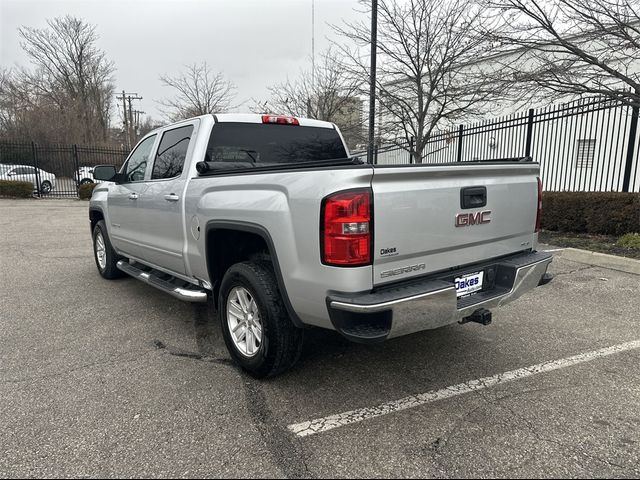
left=0, top=180, right=34, bottom=198
left=541, top=192, right=640, bottom=235
left=78, top=182, right=97, bottom=200
left=618, top=233, right=640, bottom=249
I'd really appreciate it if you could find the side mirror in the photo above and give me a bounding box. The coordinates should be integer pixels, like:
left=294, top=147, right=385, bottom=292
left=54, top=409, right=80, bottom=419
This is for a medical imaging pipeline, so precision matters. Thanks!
left=93, top=165, right=118, bottom=182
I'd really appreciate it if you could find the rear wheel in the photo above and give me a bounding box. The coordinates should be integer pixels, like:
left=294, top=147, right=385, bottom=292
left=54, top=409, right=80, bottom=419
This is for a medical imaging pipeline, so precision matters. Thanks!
left=92, top=220, right=124, bottom=279
left=219, top=261, right=303, bottom=378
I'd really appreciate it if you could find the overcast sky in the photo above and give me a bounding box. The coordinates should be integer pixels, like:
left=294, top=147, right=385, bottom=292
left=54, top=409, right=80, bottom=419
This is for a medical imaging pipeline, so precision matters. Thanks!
left=0, top=0, right=364, bottom=121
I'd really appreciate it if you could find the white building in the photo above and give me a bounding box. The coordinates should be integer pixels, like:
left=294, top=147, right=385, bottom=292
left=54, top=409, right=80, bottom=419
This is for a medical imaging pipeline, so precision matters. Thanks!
left=374, top=34, right=640, bottom=192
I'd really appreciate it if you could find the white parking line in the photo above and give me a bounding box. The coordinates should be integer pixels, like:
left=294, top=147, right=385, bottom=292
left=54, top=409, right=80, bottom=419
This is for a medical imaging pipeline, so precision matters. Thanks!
left=542, top=248, right=565, bottom=252
left=288, top=340, right=640, bottom=437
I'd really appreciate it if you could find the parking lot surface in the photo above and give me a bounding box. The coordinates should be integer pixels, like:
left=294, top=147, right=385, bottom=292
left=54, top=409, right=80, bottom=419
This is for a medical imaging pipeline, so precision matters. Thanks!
left=1, top=199, right=639, bottom=478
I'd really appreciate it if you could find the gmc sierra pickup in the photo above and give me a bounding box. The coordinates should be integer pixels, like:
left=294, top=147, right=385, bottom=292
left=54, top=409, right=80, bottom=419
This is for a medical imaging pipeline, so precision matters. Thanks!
left=90, top=113, right=552, bottom=377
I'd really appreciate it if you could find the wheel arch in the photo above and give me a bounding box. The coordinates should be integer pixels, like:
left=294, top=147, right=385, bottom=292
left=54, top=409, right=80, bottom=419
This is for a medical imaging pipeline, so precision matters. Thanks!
left=89, top=207, right=105, bottom=232
left=204, top=220, right=304, bottom=328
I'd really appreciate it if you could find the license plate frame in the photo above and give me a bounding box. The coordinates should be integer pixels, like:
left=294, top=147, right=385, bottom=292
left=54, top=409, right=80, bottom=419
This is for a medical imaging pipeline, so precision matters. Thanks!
left=455, top=271, right=484, bottom=298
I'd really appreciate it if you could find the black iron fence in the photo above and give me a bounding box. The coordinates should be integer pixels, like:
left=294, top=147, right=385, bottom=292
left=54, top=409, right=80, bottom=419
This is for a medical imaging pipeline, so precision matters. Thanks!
left=3, top=97, right=640, bottom=197
left=0, top=142, right=129, bottom=197
left=360, top=96, right=640, bottom=193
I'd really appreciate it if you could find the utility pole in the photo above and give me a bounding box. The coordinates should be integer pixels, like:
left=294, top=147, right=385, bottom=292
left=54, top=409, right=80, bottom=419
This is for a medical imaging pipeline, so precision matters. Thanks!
left=116, top=91, right=143, bottom=149
left=367, top=0, right=378, bottom=164
left=133, top=110, right=145, bottom=136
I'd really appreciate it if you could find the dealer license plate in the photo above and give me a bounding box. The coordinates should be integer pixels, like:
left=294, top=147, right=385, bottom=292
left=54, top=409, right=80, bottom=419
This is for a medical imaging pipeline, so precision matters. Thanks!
left=455, top=271, right=484, bottom=297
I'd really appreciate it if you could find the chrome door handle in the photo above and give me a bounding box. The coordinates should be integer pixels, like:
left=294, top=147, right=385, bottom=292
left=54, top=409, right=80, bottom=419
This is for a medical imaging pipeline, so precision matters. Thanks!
left=128, top=193, right=139, bottom=200
left=164, top=194, right=180, bottom=202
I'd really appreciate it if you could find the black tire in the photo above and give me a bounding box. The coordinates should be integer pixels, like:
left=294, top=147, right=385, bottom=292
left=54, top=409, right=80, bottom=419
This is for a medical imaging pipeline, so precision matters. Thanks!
left=92, top=220, right=124, bottom=279
left=40, top=180, right=52, bottom=195
left=80, top=178, right=93, bottom=186
left=219, top=261, right=303, bottom=378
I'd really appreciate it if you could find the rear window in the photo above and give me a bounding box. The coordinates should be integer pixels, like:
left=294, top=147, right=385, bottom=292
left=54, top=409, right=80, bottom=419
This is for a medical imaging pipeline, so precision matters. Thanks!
left=205, top=123, right=347, bottom=170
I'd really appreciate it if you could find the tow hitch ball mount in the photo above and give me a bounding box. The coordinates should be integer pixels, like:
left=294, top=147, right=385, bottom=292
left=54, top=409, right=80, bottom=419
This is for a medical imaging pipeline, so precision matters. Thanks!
left=460, top=308, right=492, bottom=326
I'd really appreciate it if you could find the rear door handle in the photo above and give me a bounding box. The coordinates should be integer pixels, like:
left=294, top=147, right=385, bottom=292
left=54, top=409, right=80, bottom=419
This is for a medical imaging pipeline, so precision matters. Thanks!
left=128, top=193, right=139, bottom=200
left=164, top=194, right=180, bottom=202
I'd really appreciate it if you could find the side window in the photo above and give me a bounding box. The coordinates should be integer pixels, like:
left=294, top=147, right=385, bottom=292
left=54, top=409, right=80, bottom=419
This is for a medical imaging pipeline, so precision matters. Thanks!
left=152, top=125, right=194, bottom=180
left=122, top=135, right=156, bottom=182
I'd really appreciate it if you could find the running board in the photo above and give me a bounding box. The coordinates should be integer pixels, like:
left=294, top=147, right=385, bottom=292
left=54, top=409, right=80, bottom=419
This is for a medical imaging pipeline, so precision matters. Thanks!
left=116, top=260, right=208, bottom=303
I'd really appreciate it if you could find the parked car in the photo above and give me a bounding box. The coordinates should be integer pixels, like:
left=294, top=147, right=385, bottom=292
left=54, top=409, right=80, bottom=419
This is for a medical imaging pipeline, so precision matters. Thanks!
left=76, top=166, right=108, bottom=186
left=76, top=166, right=97, bottom=185
left=89, top=113, right=552, bottom=378
left=0, top=164, right=56, bottom=194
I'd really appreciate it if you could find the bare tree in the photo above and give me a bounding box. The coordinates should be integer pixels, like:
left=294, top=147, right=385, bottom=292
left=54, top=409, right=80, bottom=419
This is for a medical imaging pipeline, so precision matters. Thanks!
left=482, top=0, right=640, bottom=107
left=14, top=15, right=116, bottom=144
left=137, top=116, right=164, bottom=138
left=334, top=0, right=501, bottom=162
left=0, top=68, right=18, bottom=137
left=159, top=63, right=236, bottom=121
left=255, top=50, right=365, bottom=149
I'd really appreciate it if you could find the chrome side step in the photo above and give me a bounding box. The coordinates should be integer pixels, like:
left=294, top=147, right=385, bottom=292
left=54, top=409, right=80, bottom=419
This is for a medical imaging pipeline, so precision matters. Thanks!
left=116, top=260, right=208, bottom=303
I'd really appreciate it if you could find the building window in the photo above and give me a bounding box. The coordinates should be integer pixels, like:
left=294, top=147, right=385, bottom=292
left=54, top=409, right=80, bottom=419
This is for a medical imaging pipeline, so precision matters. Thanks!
left=576, top=139, right=596, bottom=169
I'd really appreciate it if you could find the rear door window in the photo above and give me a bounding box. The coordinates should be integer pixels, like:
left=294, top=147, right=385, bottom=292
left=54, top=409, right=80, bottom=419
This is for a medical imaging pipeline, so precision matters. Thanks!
left=152, top=125, right=194, bottom=180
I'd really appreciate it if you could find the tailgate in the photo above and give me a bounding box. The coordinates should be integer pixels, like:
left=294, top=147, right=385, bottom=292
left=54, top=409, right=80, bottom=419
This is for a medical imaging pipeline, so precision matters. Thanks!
left=371, top=163, right=540, bottom=286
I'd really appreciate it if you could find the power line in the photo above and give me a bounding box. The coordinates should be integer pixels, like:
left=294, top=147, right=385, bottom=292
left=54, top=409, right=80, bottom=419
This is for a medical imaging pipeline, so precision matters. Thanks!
left=116, top=91, right=142, bottom=148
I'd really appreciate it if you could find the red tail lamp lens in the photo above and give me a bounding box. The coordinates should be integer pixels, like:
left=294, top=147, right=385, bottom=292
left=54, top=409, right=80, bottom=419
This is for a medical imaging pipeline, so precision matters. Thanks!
left=322, top=189, right=372, bottom=266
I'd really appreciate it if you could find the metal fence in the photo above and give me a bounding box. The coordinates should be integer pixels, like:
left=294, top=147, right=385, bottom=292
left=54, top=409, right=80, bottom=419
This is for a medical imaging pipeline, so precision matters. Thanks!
left=0, top=142, right=129, bottom=197
left=3, top=97, right=640, bottom=197
left=361, top=96, right=640, bottom=193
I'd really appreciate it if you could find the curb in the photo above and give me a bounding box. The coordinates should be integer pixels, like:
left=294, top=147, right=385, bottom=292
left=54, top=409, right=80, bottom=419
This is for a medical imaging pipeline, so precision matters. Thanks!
left=560, top=248, right=640, bottom=275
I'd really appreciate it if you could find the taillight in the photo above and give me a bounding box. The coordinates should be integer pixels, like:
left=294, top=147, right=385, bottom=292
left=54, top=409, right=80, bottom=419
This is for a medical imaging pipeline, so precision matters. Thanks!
left=321, top=189, right=372, bottom=266
left=535, top=177, right=542, bottom=232
left=262, top=114, right=299, bottom=125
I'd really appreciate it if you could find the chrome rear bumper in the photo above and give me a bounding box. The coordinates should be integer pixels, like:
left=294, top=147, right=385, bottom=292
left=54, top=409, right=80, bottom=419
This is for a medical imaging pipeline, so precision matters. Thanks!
left=327, top=251, right=552, bottom=342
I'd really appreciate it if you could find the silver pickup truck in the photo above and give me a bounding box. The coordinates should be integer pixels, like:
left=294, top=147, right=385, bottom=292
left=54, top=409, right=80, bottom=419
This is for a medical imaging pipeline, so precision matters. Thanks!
left=90, top=113, right=552, bottom=377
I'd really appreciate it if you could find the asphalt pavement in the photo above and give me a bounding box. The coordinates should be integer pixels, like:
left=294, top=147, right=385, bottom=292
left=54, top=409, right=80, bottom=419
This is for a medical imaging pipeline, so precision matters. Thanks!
left=1, top=198, right=639, bottom=478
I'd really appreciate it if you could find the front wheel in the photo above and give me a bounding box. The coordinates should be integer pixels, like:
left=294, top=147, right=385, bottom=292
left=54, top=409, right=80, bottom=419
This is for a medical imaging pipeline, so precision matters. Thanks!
left=219, top=261, right=303, bottom=378
left=92, top=220, right=124, bottom=279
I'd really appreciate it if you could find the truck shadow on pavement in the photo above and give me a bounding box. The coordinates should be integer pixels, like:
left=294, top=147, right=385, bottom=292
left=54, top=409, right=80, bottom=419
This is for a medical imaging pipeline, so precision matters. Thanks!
left=152, top=297, right=476, bottom=393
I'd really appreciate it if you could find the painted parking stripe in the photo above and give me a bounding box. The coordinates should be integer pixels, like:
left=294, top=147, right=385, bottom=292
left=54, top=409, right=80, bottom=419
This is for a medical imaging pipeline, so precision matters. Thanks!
left=288, top=340, right=640, bottom=437
left=542, top=248, right=565, bottom=252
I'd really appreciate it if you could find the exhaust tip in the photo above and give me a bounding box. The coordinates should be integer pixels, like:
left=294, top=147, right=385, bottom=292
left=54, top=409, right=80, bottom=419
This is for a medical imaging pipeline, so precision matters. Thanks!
left=538, top=273, right=554, bottom=286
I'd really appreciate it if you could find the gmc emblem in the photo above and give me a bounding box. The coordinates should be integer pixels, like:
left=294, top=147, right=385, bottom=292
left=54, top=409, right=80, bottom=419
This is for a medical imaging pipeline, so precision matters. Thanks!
left=455, top=210, right=491, bottom=227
